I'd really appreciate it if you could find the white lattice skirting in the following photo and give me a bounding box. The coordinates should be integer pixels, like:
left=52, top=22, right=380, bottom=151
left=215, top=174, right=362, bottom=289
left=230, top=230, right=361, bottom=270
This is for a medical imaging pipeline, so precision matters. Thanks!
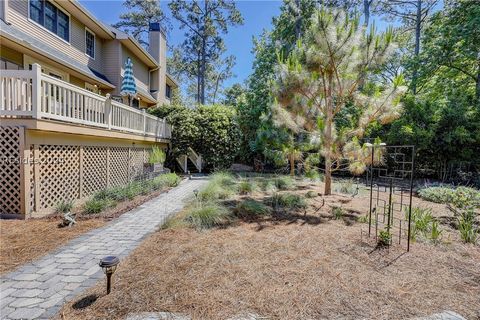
left=0, top=126, right=157, bottom=216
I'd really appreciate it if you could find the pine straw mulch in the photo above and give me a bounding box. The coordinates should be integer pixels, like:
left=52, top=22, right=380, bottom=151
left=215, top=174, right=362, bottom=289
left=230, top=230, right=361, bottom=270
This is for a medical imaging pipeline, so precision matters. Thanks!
left=59, top=184, right=480, bottom=320
left=0, top=187, right=175, bottom=275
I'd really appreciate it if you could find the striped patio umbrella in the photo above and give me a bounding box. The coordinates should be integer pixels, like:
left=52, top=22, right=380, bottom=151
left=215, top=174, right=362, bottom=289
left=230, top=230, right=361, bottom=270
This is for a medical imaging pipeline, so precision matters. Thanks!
left=120, top=57, right=136, bottom=106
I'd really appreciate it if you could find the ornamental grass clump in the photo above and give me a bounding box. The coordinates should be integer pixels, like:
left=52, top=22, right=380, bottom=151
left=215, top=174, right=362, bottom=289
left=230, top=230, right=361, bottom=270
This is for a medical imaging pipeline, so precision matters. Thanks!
left=270, top=193, right=307, bottom=209
left=235, top=199, right=271, bottom=219
left=84, top=198, right=115, bottom=214
left=198, top=172, right=237, bottom=201
left=274, top=176, right=295, bottom=190
left=238, top=179, right=256, bottom=195
left=55, top=200, right=74, bottom=214
left=186, top=202, right=231, bottom=229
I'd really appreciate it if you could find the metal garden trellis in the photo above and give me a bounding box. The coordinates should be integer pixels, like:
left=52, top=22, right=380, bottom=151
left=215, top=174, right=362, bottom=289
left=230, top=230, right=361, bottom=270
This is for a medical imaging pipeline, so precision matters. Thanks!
left=365, top=144, right=416, bottom=251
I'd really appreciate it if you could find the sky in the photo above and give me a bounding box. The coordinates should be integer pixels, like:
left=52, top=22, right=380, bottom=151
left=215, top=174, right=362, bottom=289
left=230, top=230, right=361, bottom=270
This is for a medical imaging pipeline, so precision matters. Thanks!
left=79, top=0, right=282, bottom=88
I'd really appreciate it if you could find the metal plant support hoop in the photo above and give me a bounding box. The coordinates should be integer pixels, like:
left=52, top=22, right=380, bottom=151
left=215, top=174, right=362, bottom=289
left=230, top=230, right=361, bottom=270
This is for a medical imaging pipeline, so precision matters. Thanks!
left=365, top=145, right=416, bottom=251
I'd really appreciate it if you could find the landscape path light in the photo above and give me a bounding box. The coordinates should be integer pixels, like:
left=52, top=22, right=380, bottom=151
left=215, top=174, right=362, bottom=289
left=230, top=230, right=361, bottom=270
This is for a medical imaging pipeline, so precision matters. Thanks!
left=99, top=255, right=119, bottom=294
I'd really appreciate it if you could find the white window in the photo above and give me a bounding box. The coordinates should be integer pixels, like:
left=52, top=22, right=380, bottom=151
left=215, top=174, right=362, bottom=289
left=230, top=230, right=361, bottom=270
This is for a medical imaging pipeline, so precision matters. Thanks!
left=85, top=28, right=95, bottom=59
left=29, top=0, right=70, bottom=42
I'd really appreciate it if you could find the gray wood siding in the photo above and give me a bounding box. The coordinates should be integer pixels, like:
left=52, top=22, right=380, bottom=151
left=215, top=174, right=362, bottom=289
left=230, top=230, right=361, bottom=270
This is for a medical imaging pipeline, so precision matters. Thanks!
left=103, top=41, right=121, bottom=95
left=121, top=45, right=149, bottom=93
left=8, top=0, right=103, bottom=73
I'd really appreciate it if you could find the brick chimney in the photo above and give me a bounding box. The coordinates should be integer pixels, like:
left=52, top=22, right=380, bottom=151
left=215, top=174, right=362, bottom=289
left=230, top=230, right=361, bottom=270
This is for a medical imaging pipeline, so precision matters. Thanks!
left=148, top=22, right=167, bottom=104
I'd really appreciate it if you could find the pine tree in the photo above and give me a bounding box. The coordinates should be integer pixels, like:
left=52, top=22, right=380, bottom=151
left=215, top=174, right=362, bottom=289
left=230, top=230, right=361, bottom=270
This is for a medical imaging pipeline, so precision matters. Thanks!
left=113, top=0, right=169, bottom=48
left=272, top=8, right=406, bottom=195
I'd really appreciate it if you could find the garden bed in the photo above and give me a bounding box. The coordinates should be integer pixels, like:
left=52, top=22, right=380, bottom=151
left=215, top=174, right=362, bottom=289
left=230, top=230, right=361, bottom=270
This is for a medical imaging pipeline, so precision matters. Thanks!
left=59, top=173, right=480, bottom=320
left=0, top=173, right=183, bottom=275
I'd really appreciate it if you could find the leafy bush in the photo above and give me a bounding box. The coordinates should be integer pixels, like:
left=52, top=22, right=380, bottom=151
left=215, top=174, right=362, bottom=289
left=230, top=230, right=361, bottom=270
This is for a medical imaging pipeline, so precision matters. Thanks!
left=304, top=170, right=323, bottom=181
left=84, top=198, right=114, bottom=214
left=418, top=186, right=479, bottom=206
left=236, top=199, right=271, bottom=218
left=238, top=180, right=256, bottom=194
left=55, top=200, right=73, bottom=213
left=270, top=193, right=307, bottom=209
left=418, top=186, right=455, bottom=203
left=378, top=230, right=391, bottom=246
left=186, top=202, right=231, bottom=229
left=274, top=176, right=295, bottom=190
left=148, top=146, right=166, bottom=164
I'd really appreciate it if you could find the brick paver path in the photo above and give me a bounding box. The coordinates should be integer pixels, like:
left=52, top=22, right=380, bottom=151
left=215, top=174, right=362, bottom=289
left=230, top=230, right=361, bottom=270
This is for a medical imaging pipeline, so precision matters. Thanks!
left=0, top=177, right=208, bottom=320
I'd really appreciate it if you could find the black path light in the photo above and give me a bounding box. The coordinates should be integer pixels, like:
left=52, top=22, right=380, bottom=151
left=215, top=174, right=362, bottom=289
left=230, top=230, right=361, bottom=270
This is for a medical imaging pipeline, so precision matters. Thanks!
left=193, top=189, right=199, bottom=199
left=99, top=256, right=119, bottom=294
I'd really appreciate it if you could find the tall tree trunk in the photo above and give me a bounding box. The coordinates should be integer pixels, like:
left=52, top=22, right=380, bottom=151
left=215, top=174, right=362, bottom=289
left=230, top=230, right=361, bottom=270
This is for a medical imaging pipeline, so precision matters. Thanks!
left=294, top=0, right=301, bottom=40
left=197, top=53, right=201, bottom=104
left=412, top=0, right=422, bottom=95
left=199, top=0, right=208, bottom=105
left=363, top=0, right=370, bottom=27
left=289, top=154, right=295, bottom=176
left=324, top=76, right=333, bottom=195
left=476, top=54, right=480, bottom=106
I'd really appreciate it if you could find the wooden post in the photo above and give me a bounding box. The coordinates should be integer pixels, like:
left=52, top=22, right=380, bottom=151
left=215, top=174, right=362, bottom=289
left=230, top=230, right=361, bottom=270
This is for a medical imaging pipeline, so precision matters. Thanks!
left=18, top=127, right=29, bottom=216
left=31, top=63, right=42, bottom=119
left=105, top=94, right=112, bottom=129
left=33, top=144, right=41, bottom=213
left=79, top=146, right=84, bottom=198
left=142, top=109, right=146, bottom=135
left=106, top=147, right=111, bottom=188
left=128, top=147, right=132, bottom=181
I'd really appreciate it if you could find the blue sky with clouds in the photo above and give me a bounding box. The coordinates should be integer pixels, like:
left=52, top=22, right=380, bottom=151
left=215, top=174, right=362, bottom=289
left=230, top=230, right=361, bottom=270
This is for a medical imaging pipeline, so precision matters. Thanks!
left=79, top=0, right=282, bottom=88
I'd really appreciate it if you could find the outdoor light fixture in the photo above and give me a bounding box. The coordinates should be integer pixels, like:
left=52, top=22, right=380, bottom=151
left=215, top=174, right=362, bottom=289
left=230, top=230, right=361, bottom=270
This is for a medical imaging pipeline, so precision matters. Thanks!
left=99, top=256, right=119, bottom=294
left=193, top=189, right=199, bottom=199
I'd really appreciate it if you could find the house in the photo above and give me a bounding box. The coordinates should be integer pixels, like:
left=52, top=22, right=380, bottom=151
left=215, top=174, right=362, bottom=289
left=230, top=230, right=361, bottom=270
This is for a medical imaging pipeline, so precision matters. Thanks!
left=0, top=0, right=180, bottom=218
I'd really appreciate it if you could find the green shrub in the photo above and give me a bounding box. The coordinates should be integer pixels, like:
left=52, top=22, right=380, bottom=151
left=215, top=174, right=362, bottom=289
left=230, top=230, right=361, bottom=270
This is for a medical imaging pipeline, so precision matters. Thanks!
left=186, top=202, right=231, bottom=229
left=55, top=200, right=73, bottom=214
left=271, top=193, right=307, bottom=209
left=236, top=199, right=271, bottom=218
left=238, top=180, right=256, bottom=195
left=84, top=198, right=114, bottom=214
left=418, top=186, right=479, bottom=206
left=332, top=206, right=344, bottom=220
left=378, top=230, right=391, bottom=246
left=148, top=146, right=166, bottom=164
left=274, top=176, right=295, bottom=190
left=418, top=186, right=455, bottom=203
left=304, top=170, right=323, bottom=181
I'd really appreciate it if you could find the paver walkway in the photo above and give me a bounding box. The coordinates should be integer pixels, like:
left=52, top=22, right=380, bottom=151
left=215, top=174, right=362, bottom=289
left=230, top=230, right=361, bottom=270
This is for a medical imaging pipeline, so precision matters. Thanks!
left=0, top=177, right=208, bottom=320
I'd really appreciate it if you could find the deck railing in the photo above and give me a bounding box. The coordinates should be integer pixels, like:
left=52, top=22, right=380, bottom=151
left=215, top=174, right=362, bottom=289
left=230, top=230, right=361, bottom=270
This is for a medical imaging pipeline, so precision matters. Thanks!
left=0, top=63, right=171, bottom=139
